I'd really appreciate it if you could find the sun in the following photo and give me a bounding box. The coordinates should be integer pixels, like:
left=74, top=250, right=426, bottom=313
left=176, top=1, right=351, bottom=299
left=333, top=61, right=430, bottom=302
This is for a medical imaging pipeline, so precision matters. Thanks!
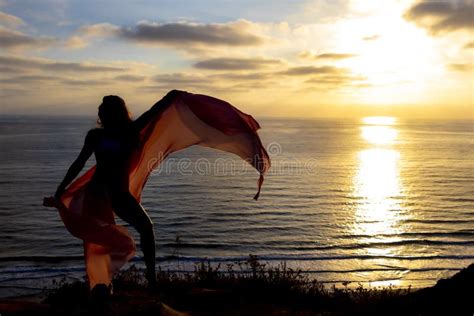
left=327, top=0, right=442, bottom=106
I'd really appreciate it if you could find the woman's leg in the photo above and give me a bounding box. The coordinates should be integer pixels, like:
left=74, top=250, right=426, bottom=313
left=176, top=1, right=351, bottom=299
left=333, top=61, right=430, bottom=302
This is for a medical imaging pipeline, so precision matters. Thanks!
left=109, top=191, right=156, bottom=285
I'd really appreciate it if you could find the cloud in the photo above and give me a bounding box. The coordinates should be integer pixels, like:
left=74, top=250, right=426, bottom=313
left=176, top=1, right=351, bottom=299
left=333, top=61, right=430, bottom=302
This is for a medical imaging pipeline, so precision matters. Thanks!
left=70, top=20, right=267, bottom=53
left=0, top=74, right=61, bottom=84
left=68, top=20, right=267, bottom=53
left=404, top=0, right=474, bottom=34
left=463, top=41, right=474, bottom=49
left=152, top=73, right=211, bottom=86
left=0, top=11, right=25, bottom=28
left=193, top=57, right=281, bottom=70
left=280, top=65, right=347, bottom=76
left=114, top=74, right=146, bottom=82
left=61, top=78, right=111, bottom=86
left=78, top=23, right=120, bottom=37
left=0, top=74, right=112, bottom=90
left=0, top=74, right=138, bottom=88
left=278, top=64, right=366, bottom=89
left=0, top=65, right=29, bottom=73
left=0, top=55, right=126, bottom=72
left=64, top=35, right=88, bottom=49
left=0, top=88, right=31, bottom=99
left=146, top=71, right=273, bottom=93
left=448, top=63, right=474, bottom=72
left=119, top=20, right=265, bottom=48
left=63, top=23, right=120, bottom=50
left=305, top=74, right=366, bottom=85
left=209, top=72, right=273, bottom=81
left=362, top=34, right=380, bottom=41
left=0, top=27, right=55, bottom=49
left=299, top=51, right=357, bottom=60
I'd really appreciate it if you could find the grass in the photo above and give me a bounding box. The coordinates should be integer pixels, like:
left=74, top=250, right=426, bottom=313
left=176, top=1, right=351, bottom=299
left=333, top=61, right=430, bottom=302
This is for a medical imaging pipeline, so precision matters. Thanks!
left=43, top=255, right=427, bottom=315
left=35, top=256, right=474, bottom=315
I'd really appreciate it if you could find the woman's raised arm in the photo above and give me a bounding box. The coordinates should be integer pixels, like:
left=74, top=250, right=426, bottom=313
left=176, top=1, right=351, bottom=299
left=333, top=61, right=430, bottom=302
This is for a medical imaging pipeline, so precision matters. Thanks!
left=54, top=129, right=96, bottom=198
left=133, top=90, right=184, bottom=132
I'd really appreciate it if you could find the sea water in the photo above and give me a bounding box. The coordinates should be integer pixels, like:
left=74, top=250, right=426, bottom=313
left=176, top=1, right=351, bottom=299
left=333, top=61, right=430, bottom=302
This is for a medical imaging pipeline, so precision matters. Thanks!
left=0, top=115, right=473, bottom=298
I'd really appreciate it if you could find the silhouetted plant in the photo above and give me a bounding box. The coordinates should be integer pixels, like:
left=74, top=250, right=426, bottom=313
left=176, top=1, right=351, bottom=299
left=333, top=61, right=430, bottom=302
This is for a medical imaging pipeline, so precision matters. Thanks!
left=44, top=255, right=420, bottom=315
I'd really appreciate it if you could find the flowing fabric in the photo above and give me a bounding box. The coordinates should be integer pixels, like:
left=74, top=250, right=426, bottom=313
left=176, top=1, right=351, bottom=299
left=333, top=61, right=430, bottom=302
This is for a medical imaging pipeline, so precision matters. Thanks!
left=44, top=92, right=270, bottom=289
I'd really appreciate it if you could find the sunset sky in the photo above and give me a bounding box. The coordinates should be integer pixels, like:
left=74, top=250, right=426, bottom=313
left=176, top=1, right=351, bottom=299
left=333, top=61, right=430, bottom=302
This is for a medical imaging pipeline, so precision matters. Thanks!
left=1, top=0, right=473, bottom=118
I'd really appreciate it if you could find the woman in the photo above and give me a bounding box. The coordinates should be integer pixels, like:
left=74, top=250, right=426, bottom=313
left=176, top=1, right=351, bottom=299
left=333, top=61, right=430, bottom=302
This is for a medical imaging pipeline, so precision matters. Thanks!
left=48, top=90, right=270, bottom=292
left=54, top=90, right=179, bottom=286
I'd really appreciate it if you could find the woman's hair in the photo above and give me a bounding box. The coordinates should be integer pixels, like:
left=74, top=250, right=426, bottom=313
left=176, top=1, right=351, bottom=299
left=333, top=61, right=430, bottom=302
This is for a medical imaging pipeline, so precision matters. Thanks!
left=98, top=95, right=133, bottom=129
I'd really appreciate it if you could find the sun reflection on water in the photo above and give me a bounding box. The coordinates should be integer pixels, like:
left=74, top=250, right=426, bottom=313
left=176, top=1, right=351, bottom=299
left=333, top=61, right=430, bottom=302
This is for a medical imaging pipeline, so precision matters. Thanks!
left=361, top=126, right=398, bottom=145
left=362, top=116, right=397, bottom=126
left=354, top=148, right=401, bottom=236
left=352, top=116, right=404, bottom=286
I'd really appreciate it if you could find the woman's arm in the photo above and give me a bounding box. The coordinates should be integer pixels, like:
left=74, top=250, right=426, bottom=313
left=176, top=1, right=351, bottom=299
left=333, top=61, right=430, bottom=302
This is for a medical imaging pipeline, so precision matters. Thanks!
left=54, top=130, right=96, bottom=198
left=133, top=89, right=184, bottom=132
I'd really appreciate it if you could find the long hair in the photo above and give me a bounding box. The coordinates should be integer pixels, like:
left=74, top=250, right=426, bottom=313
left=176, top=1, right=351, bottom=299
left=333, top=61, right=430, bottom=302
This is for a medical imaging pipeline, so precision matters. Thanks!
left=98, top=95, right=133, bottom=130
left=98, top=95, right=140, bottom=149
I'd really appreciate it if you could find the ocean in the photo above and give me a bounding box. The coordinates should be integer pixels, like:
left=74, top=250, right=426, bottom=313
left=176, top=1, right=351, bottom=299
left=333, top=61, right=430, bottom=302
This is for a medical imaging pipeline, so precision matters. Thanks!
left=0, top=115, right=473, bottom=298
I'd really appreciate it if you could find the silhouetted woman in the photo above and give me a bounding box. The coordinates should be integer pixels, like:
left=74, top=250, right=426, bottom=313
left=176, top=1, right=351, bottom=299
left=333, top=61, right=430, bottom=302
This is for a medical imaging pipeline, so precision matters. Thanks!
left=54, top=90, right=180, bottom=287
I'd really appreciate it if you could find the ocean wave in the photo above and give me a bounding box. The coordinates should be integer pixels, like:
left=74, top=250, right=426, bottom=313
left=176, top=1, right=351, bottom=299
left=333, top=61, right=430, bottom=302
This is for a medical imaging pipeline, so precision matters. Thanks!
left=334, top=230, right=474, bottom=239
left=158, top=239, right=474, bottom=251
left=156, top=254, right=474, bottom=262
left=401, top=219, right=474, bottom=224
left=0, top=265, right=84, bottom=275
left=289, top=239, right=474, bottom=251
left=0, top=255, right=83, bottom=263
left=1, top=254, right=473, bottom=265
left=0, top=273, right=77, bottom=283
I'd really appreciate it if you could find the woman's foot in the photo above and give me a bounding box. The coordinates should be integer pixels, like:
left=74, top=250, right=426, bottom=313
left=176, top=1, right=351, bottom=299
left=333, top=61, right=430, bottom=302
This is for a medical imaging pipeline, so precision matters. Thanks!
left=146, top=270, right=157, bottom=290
left=88, top=283, right=112, bottom=313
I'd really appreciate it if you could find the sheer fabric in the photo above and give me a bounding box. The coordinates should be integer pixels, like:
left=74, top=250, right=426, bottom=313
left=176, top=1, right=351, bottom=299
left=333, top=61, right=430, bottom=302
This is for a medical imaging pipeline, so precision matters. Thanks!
left=44, top=92, right=270, bottom=289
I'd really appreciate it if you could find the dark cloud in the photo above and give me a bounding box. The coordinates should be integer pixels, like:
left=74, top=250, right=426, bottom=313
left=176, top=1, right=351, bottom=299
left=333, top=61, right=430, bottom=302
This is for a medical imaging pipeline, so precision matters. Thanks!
left=0, top=88, right=31, bottom=98
left=404, top=1, right=474, bottom=34
left=278, top=65, right=366, bottom=90
left=299, top=51, right=357, bottom=60
left=363, top=34, right=380, bottom=41
left=194, top=57, right=281, bottom=70
left=0, top=75, right=61, bottom=84
left=0, top=74, right=112, bottom=87
left=280, top=65, right=346, bottom=76
left=0, top=65, right=29, bottom=73
left=62, top=79, right=111, bottom=86
left=228, top=82, right=271, bottom=91
left=119, top=20, right=264, bottom=47
left=305, top=74, right=366, bottom=85
left=148, top=73, right=219, bottom=91
left=152, top=73, right=210, bottom=85
left=42, top=62, right=124, bottom=72
left=0, top=28, right=55, bottom=49
left=209, top=72, right=272, bottom=81
left=146, top=71, right=272, bottom=93
left=114, top=74, right=145, bottom=82
left=0, top=55, right=126, bottom=72
left=448, top=63, right=473, bottom=72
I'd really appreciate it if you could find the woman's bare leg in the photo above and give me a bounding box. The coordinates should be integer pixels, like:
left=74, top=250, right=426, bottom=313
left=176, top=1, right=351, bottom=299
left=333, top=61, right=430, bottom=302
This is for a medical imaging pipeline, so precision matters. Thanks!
left=110, top=191, right=156, bottom=286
